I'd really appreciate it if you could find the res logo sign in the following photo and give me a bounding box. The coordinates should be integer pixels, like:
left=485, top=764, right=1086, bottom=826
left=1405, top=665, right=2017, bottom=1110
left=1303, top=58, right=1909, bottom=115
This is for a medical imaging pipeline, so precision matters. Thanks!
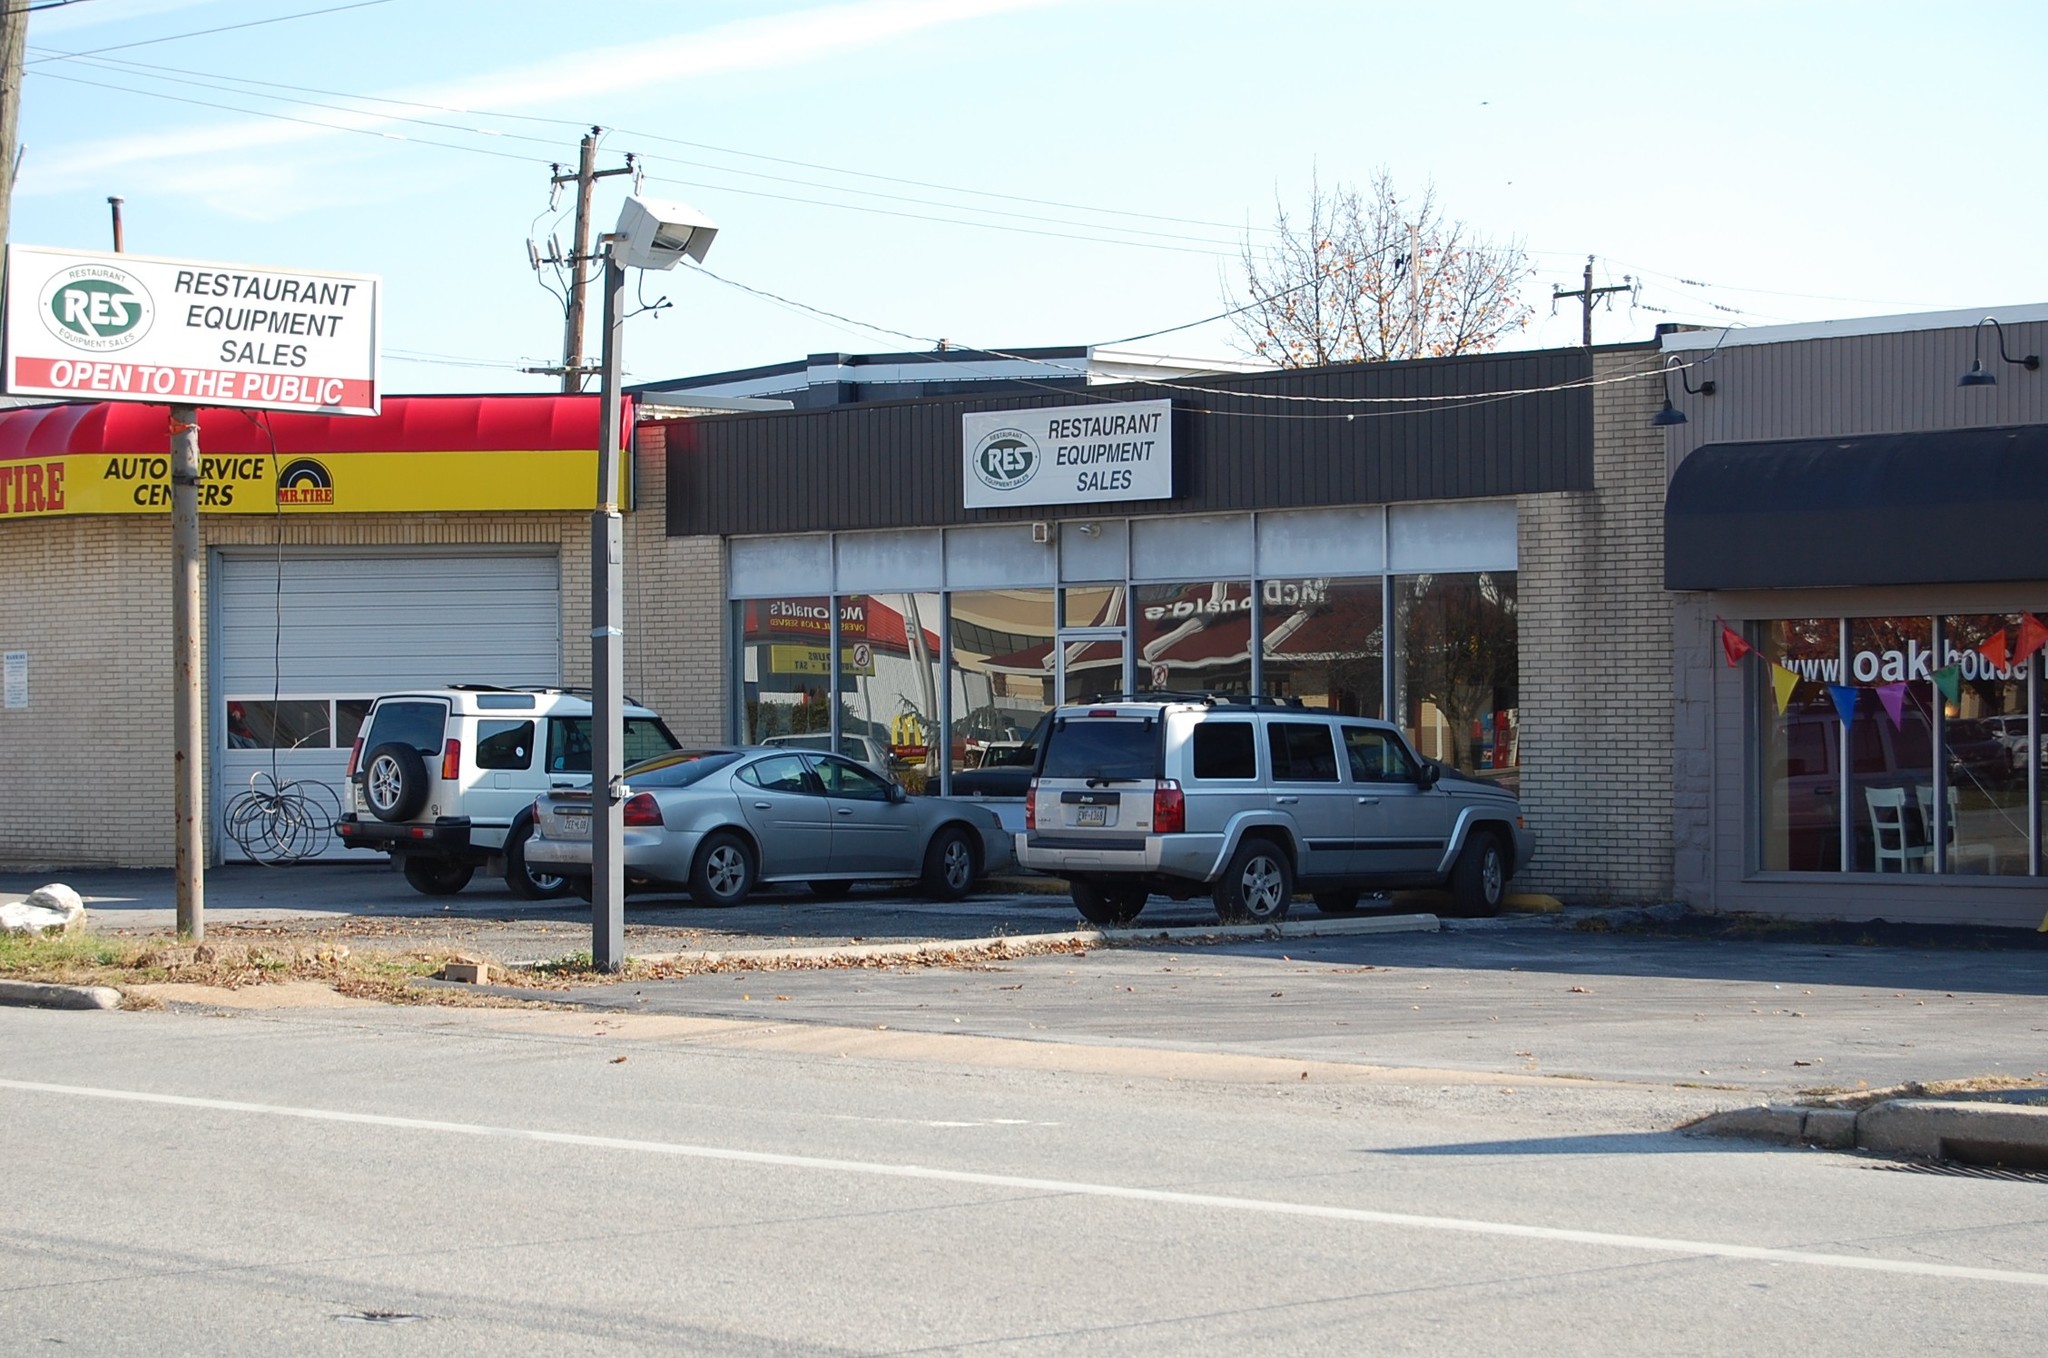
left=38, top=265, right=155, bottom=352
left=970, top=427, right=1039, bottom=493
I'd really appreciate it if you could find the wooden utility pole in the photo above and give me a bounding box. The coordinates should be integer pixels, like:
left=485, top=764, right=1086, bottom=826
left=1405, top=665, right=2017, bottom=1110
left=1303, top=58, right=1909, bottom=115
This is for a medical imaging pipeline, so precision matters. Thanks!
left=548, top=129, right=636, bottom=392
left=0, top=0, right=28, bottom=246
left=1552, top=256, right=1633, bottom=347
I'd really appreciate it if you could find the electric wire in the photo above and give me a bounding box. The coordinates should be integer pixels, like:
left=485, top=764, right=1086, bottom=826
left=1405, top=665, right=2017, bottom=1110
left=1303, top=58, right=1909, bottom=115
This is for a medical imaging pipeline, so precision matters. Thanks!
left=24, top=0, right=396, bottom=64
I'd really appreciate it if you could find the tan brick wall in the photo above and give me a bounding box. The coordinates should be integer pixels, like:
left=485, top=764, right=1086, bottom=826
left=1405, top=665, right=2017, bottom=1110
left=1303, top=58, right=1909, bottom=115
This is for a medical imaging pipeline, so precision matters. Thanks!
left=624, top=421, right=725, bottom=744
left=1514, top=348, right=1675, bottom=902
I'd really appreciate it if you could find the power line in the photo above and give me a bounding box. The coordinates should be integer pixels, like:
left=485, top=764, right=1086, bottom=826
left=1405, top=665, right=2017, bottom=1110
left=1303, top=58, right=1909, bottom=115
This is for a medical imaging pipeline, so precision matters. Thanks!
left=25, top=0, right=395, bottom=64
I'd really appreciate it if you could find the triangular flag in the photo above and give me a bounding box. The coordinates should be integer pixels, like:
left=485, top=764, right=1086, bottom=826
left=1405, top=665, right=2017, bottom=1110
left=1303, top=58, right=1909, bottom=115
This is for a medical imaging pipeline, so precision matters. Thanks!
left=1932, top=664, right=1963, bottom=708
left=1825, top=684, right=1859, bottom=726
left=2019, top=613, right=2048, bottom=663
left=1876, top=682, right=1907, bottom=729
left=1720, top=624, right=1753, bottom=667
left=1977, top=629, right=2011, bottom=671
left=1771, top=663, right=1800, bottom=714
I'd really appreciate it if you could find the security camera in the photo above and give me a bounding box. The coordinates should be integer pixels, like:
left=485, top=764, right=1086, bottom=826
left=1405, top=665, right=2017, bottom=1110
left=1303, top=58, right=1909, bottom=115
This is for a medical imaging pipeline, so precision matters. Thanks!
left=610, top=195, right=719, bottom=272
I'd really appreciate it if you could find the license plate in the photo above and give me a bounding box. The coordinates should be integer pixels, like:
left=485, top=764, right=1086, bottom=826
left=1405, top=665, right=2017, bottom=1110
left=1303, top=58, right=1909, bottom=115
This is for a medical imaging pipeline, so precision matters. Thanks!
left=560, top=815, right=589, bottom=837
left=1077, top=804, right=1108, bottom=827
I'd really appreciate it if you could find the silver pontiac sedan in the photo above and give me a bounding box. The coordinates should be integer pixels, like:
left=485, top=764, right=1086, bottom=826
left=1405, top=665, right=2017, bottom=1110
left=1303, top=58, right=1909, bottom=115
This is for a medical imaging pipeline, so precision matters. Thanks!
left=524, top=747, right=1013, bottom=906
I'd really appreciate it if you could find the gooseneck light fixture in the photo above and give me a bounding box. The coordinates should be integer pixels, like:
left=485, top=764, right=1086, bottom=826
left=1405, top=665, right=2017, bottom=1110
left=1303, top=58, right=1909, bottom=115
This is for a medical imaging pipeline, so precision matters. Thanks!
left=1958, top=316, right=2041, bottom=387
left=1649, top=354, right=1716, bottom=427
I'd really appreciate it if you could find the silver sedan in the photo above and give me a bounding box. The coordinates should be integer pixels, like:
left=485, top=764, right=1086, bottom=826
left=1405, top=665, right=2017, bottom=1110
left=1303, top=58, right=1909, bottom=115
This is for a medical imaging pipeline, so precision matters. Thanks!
left=524, top=747, right=1013, bottom=906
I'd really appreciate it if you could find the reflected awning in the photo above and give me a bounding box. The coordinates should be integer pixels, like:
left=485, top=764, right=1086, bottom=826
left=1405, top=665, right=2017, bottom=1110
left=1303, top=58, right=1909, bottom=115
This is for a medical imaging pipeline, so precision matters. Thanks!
left=1665, top=424, right=2048, bottom=590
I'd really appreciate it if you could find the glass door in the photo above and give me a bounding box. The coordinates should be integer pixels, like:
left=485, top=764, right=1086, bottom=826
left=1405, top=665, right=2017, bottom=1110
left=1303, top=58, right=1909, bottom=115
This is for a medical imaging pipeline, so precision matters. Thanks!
left=1054, top=628, right=1130, bottom=705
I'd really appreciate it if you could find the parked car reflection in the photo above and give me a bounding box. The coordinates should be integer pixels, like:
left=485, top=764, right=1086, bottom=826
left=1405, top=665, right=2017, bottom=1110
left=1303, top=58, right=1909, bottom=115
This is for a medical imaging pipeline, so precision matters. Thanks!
left=525, top=747, right=1012, bottom=905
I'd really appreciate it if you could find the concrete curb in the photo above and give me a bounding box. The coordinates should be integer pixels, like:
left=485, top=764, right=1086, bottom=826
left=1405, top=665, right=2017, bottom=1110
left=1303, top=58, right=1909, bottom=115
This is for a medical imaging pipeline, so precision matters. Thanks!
left=0, top=979, right=123, bottom=1011
left=1689, top=1097, right=2048, bottom=1166
left=624, top=911, right=1439, bottom=969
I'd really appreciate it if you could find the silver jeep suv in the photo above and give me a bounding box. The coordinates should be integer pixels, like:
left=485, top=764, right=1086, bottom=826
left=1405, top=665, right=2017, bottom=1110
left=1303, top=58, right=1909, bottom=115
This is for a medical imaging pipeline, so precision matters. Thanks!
left=338, top=685, right=680, bottom=897
left=1015, top=695, right=1533, bottom=925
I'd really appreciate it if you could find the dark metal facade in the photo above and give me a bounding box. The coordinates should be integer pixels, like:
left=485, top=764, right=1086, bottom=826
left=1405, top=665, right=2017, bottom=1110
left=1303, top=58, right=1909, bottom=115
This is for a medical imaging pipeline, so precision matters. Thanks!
left=664, top=348, right=1596, bottom=537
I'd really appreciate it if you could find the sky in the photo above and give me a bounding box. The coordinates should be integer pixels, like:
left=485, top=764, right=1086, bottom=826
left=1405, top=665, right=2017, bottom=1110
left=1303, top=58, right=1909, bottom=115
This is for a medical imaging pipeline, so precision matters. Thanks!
left=11, top=0, right=2047, bottom=395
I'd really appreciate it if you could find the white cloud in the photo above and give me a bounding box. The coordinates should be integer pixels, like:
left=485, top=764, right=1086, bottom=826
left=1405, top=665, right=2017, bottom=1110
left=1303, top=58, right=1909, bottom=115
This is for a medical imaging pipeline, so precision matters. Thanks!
left=22, top=0, right=1067, bottom=196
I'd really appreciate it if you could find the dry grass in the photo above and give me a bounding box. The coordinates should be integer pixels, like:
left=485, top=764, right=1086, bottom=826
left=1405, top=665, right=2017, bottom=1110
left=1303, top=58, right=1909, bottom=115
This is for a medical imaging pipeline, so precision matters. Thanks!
left=1796, top=1074, right=2048, bottom=1109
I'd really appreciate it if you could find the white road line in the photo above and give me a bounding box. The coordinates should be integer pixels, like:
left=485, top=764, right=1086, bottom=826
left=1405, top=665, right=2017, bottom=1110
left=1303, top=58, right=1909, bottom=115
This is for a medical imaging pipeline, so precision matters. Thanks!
left=5, top=1076, right=2044, bottom=1290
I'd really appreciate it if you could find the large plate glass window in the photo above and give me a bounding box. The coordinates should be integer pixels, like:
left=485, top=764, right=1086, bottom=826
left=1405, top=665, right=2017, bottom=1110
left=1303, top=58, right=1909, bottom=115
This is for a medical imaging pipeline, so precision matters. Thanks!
left=948, top=589, right=1056, bottom=780
left=1261, top=576, right=1382, bottom=716
left=1847, top=617, right=1935, bottom=873
left=847, top=592, right=943, bottom=791
left=1392, top=571, right=1517, bottom=781
left=1758, top=618, right=1844, bottom=872
left=1937, top=613, right=2031, bottom=875
left=1133, top=581, right=1251, bottom=696
left=738, top=593, right=847, bottom=744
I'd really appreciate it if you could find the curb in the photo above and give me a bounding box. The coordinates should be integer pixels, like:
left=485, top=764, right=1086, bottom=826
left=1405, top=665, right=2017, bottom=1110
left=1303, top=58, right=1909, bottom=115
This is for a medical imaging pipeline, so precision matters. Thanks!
left=1689, top=1097, right=2048, bottom=1167
left=0, top=979, right=123, bottom=1011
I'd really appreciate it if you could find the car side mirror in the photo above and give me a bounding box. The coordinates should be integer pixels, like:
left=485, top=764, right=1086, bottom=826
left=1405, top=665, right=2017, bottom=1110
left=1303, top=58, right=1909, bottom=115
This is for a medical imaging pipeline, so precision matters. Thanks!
left=1417, top=762, right=1441, bottom=789
left=889, top=783, right=909, bottom=804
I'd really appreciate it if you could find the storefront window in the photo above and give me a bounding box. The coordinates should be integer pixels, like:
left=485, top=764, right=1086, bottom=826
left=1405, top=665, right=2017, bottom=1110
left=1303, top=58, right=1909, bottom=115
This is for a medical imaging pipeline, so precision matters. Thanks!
left=1758, top=618, right=1841, bottom=872
left=738, top=593, right=854, bottom=744
left=1060, top=586, right=1127, bottom=704
left=1392, top=571, right=1517, bottom=780
left=848, top=593, right=943, bottom=790
left=1261, top=576, right=1382, bottom=716
left=1134, top=581, right=1251, bottom=696
left=948, top=589, right=1056, bottom=779
left=1939, top=614, right=2032, bottom=876
left=1846, top=617, right=1935, bottom=872
left=226, top=699, right=332, bottom=749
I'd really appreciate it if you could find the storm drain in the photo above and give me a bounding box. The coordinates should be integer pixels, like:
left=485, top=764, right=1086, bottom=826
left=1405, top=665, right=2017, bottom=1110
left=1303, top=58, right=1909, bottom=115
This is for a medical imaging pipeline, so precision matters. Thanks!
left=1863, top=1161, right=2048, bottom=1185
left=335, top=1311, right=431, bottom=1325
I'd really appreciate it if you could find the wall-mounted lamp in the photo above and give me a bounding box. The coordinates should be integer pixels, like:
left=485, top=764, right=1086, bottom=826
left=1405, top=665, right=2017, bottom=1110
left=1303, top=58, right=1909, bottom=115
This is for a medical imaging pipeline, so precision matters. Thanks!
left=1649, top=354, right=1716, bottom=427
left=1958, top=316, right=2040, bottom=387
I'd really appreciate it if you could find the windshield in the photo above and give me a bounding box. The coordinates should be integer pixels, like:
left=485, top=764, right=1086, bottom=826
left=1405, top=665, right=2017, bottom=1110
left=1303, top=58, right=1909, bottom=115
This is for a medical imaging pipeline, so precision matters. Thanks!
left=1040, top=717, right=1158, bottom=781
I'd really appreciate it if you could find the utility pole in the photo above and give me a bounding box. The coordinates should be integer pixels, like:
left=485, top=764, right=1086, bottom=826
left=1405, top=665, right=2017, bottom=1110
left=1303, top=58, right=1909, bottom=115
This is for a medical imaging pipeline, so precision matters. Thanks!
left=0, top=0, right=28, bottom=247
left=1552, top=256, right=1632, bottom=347
left=537, top=129, right=636, bottom=392
left=108, top=197, right=124, bottom=252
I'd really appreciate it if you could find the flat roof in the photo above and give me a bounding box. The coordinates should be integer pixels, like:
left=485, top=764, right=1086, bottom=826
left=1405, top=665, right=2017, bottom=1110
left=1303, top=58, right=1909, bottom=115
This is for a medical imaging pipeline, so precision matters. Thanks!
left=1662, top=302, right=2048, bottom=351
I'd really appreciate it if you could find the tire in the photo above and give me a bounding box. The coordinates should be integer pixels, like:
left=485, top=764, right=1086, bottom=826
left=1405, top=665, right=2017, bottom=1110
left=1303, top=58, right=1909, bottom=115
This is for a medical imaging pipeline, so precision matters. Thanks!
left=1071, top=879, right=1147, bottom=926
left=1448, top=832, right=1507, bottom=918
left=1313, top=890, right=1361, bottom=915
left=503, top=818, right=570, bottom=900
left=920, top=826, right=978, bottom=901
left=1212, top=837, right=1294, bottom=924
left=688, top=831, right=755, bottom=907
left=807, top=880, right=853, bottom=900
left=362, top=742, right=430, bottom=822
left=401, top=855, right=473, bottom=896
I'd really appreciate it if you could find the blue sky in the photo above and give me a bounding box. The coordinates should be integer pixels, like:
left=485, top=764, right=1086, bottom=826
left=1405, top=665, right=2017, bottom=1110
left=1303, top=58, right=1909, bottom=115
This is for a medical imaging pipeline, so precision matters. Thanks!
left=13, top=0, right=2045, bottom=393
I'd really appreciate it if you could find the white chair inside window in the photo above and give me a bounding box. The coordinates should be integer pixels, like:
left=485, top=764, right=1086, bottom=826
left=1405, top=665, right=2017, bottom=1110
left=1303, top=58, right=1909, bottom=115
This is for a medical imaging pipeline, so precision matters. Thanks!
left=1915, top=784, right=1998, bottom=875
left=1865, top=786, right=1931, bottom=872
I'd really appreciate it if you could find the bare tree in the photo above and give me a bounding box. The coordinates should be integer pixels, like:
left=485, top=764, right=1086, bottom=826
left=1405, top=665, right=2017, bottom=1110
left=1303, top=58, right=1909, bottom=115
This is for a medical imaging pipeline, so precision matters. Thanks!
left=1232, top=171, right=1533, bottom=367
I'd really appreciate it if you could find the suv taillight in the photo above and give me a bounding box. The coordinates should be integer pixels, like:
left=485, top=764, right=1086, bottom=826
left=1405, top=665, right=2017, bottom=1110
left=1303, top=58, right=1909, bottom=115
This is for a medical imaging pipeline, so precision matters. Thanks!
left=1024, top=778, right=1037, bottom=831
left=440, top=740, right=461, bottom=780
left=1153, top=780, right=1185, bottom=834
left=623, top=792, right=663, bottom=827
left=346, top=736, right=364, bottom=778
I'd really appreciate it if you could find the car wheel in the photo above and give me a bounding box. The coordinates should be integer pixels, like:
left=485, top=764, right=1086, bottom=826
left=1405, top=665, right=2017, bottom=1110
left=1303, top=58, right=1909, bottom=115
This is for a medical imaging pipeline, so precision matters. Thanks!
left=1449, top=832, right=1507, bottom=918
left=1313, top=890, right=1360, bottom=915
left=920, top=826, right=978, bottom=901
left=807, top=880, right=853, bottom=900
left=1071, top=879, right=1146, bottom=926
left=1213, top=837, right=1293, bottom=924
left=569, top=875, right=594, bottom=903
left=689, top=831, right=755, bottom=907
left=400, top=856, right=473, bottom=896
left=362, top=742, right=430, bottom=822
left=503, top=818, right=570, bottom=900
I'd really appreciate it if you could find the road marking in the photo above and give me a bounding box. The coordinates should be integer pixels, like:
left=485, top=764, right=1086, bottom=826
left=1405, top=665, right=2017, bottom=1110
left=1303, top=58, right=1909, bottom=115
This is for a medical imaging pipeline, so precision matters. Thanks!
left=5, top=1076, right=2044, bottom=1290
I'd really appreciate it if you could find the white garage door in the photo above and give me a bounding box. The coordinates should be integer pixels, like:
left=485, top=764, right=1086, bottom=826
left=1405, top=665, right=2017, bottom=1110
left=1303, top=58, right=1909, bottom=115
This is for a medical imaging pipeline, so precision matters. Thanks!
left=215, top=550, right=561, bottom=862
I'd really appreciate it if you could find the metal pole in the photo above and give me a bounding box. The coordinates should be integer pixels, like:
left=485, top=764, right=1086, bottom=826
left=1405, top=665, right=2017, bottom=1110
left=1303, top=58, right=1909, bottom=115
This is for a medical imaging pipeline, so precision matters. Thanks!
left=560, top=129, right=598, bottom=394
left=591, top=250, right=627, bottom=970
left=170, top=406, right=203, bottom=940
left=107, top=196, right=123, bottom=252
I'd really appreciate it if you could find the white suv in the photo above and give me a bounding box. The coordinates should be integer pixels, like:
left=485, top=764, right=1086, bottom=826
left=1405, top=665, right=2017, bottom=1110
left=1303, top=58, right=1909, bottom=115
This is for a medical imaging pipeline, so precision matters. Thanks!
left=1015, top=696, right=1533, bottom=925
left=338, top=686, right=681, bottom=897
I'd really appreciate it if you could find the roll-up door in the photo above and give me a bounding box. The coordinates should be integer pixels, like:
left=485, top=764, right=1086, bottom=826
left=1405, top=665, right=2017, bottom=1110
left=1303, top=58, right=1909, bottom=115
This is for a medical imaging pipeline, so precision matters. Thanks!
left=215, top=550, right=561, bottom=862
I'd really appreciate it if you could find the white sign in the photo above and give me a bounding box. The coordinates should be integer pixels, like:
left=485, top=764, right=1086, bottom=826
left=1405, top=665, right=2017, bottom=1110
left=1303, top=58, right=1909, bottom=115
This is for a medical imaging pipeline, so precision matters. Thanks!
left=2, top=244, right=381, bottom=415
left=3, top=651, right=24, bottom=709
left=962, top=399, right=1172, bottom=509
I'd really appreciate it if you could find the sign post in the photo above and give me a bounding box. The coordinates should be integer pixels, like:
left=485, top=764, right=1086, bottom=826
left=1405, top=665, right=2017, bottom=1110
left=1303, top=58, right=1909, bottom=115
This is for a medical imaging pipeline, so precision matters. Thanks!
left=3, top=244, right=381, bottom=940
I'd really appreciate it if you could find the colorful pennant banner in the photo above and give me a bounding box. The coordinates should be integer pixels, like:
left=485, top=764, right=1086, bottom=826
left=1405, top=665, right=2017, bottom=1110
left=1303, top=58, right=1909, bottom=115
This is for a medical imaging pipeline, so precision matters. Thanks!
left=1722, top=614, right=2048, bottom=726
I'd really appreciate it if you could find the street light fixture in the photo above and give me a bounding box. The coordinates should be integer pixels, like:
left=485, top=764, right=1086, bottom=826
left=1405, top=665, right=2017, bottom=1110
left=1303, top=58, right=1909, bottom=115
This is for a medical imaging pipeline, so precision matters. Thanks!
left=592, top=194, right=718, bottom=972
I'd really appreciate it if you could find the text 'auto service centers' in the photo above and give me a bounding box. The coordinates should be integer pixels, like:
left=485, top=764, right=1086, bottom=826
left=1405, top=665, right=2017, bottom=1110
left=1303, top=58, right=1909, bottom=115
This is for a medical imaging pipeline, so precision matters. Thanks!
left=1, top=244, right=380, bottom=415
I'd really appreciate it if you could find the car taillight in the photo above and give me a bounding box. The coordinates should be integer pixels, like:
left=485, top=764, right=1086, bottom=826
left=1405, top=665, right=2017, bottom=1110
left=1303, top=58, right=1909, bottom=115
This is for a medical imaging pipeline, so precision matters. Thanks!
left=345, top=737, right=364, bottom=778
left=441, top=740, right=461, bottom=780
left=623, top=792, right=663, bottom=827
left=1024, top=778, right=1037, bottom=831
left=1153, top=780, right=1185, bottom=834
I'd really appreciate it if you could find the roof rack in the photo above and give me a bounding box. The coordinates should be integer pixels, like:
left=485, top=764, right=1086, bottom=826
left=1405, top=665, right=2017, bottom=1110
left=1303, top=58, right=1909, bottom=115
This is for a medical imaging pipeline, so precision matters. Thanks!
left=1088, top=691, right=1306, bottom=709
left=442, top=682, right=652, bottom=707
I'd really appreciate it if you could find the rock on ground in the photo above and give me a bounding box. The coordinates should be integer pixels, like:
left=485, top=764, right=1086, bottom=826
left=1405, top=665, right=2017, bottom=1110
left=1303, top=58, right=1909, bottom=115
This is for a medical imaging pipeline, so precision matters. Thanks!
left=0, top=883, right=85, bottom=937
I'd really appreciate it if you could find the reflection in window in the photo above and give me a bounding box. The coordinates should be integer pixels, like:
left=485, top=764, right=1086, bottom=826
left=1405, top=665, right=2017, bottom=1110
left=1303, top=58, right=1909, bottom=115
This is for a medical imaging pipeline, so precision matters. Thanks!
left=738, top=593, right=859, bottom=745
left=848, top=592, right=941, bottom=791
left=1262, top=576, right=1383, bottom=716
left=1848, top=617, right=1934, bottom=873
left=226, top=699, right=331, bottom=750
left=1758, top=618, right=1843, bottom=872
left=949, top=589, right=1056, bottom=778
left=475, top=720, right=535, bottom=770
left=1393, top=572, right=1517, bottom=781
left=1134, top=581, right=1250, bottom=696
left=1939, top=614, right=2032, bottom=875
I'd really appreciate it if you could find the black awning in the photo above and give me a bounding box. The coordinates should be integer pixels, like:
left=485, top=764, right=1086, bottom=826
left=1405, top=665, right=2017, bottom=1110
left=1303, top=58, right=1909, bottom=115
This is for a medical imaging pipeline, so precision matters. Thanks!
left=1665, top=424, right=2048, bottom=590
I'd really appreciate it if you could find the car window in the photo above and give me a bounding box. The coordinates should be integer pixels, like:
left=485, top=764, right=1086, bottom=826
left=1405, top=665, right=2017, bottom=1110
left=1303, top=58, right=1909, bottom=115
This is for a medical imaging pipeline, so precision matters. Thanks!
left=547, top=716, right=592, bottom=773
left=364, top=699, right=446, bottom=755
left=1041, top=717, right=1159, bottom=781
left=813, top=756, right=893, bottom=801
left=1269, top=721, right=1340, bottom=782
left=629, top=750, right=746, bottom=788
left=1191, top=721, right=1256, bottom=780
left=1342, top=726, right=1415, bottom=782
left=738, top=753, right=815, bottom=794
left=625, top=716, right=682, bottom=762
left=475, top=719, right=535, bottom=770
